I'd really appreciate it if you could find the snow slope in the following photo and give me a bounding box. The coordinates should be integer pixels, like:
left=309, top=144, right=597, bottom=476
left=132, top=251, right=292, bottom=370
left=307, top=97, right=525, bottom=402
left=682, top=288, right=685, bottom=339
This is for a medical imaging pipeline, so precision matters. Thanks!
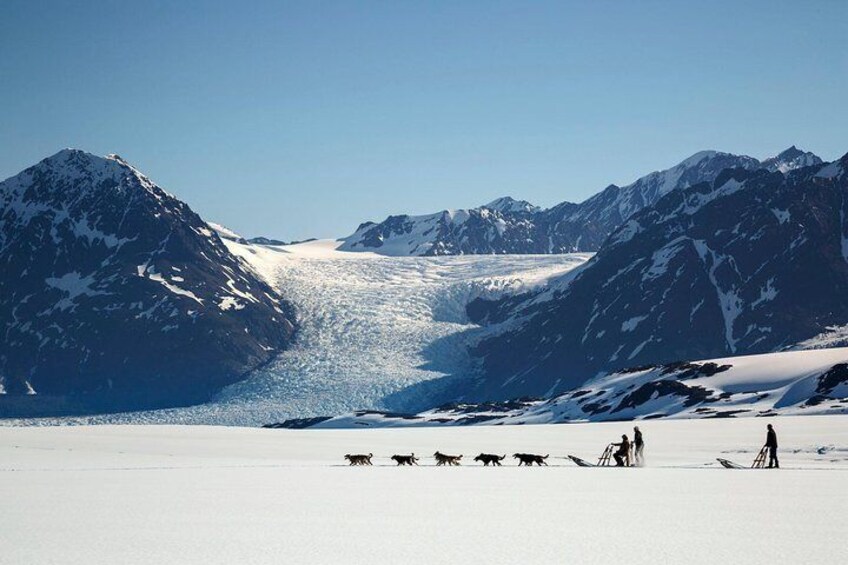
left=8, top=240, right=589, bottom=425
left=1, top=418, right=846, bottom=565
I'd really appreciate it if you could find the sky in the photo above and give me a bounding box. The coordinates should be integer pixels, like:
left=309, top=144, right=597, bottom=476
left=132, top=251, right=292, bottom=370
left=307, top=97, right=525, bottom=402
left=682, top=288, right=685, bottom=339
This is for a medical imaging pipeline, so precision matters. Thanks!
left=1, top=1, right=846, bottom=240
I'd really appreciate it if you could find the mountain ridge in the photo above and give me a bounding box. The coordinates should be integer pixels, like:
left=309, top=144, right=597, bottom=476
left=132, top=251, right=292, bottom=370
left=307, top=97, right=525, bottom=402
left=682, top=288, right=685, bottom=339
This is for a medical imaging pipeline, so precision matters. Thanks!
left=340, top=147, right=823, bottom=256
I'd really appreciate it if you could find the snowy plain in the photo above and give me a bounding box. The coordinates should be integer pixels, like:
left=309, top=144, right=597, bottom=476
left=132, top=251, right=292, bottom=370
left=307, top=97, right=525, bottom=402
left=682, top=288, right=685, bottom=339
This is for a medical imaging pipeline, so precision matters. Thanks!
left=1, top=417, right=846, bottom=565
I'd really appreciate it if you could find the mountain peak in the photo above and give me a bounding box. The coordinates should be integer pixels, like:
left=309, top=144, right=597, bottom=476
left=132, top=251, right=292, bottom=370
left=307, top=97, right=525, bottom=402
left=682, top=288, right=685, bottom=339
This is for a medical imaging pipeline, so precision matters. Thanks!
left=53, top=147, right=90, bottom=157
left=38, top=148, right=125, bottom=171
left=11, top=149, right=172, bottom=201
left=678, top=150, right=720, bottom=167
left=41, top=147, right=98, bottom=165
left=38, top=149, right=138, bottom=172
left=483, top=196, right=539, bottom=214
left=761, top=146, right=822, bottom=173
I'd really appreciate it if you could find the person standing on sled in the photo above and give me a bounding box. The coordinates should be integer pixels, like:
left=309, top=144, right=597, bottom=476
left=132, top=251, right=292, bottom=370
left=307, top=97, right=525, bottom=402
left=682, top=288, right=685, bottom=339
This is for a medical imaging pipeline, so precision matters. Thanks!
left=633, top=426, right=645, bottom=466
left=765, top=424, right=779, bottom=469
left=612, top=434, right=631, bottom=467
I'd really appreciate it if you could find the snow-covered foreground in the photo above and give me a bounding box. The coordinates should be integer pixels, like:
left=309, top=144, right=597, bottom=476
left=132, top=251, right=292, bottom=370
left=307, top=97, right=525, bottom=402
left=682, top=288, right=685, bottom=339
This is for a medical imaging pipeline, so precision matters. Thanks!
left=14, top=240, right=589, bottom=426
left=1, top=417, right=846, bottom=564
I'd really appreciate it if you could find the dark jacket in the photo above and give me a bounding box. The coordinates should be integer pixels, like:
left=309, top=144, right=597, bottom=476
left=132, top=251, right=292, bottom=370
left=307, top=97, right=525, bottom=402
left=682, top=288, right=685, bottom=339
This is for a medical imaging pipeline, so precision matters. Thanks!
left=634, top=430, right=643, bottom=447
left=614, top=438, right=631, bottom=455
left=766, top=429, right=778, bottom=449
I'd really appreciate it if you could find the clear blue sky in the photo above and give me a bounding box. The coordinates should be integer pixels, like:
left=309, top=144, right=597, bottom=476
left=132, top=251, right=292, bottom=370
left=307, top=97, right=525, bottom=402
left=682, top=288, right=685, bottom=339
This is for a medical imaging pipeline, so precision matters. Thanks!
left=2, top=1, right=846, bottom=240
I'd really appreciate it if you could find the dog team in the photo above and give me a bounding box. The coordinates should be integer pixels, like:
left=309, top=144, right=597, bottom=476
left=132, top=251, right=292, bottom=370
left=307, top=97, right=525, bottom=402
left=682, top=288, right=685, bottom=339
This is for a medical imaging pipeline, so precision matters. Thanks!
left=343, top=451, right=549, bottom=466
left=343, top=425, right=780, bottom=469
left=343, top=425, right=647, bottom=467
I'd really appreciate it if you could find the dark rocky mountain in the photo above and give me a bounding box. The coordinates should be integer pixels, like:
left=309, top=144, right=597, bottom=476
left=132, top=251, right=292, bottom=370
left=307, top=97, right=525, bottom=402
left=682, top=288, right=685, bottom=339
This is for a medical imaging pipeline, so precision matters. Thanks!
left=466, top=153, right=848, bottom=400
left=0, top=149, right=297, bottom=416
left=341, top=148, right=822, bottom=256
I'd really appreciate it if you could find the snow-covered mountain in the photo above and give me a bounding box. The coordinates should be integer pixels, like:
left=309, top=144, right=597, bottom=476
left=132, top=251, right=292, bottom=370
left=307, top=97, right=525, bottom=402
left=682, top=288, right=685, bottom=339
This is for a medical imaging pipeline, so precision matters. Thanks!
left=340, top=147, right=822, bottom=256
left=0, top=149, right=297, bottom=415
left=760, top=145, right=823, bottom=173
left=267, top=348, right=848, bottom=428
left=484, top=196, right=540, bottom=214
left=338, top=198, right=553, bottom=256
left=467, top=153, right=848, bottom=400
left=0, top=146, right=839, bottom=424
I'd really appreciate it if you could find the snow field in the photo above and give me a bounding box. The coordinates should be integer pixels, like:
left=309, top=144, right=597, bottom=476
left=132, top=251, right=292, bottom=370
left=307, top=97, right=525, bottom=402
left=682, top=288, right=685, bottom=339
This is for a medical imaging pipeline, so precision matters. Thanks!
left=1, top=416, right=846, bottom=564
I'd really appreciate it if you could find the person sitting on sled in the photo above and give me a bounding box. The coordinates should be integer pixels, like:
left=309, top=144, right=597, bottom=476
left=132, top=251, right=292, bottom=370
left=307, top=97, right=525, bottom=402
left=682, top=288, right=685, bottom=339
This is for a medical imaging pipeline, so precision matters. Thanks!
left=612, top=434, right=631, bottom=466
